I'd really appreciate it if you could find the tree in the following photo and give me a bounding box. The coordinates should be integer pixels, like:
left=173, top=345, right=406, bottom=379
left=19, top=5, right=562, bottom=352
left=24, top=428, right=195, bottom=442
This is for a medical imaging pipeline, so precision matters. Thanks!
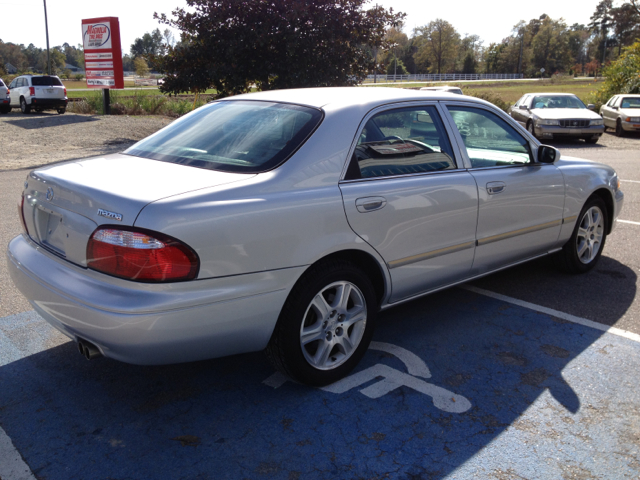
left=153, top=0, right=405, bottom=98
left=593, top=40, right=640, bottom=104
left=134, top=56, right=150, bottom=77
left=611, top=4, right=640, bottom=56
left=414, top=20, right=460, bottom=74
left=130, top=29, right=164, bottom=58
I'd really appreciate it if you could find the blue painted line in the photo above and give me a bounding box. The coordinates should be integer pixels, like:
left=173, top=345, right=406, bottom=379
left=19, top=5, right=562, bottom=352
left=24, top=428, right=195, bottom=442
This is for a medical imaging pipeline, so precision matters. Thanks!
left=0, top=290, right=638, bottom=480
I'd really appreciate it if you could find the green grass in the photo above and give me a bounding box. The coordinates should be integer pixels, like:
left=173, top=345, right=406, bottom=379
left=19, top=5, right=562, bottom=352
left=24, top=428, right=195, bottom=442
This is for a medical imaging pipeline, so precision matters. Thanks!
left=361, top=78, right=602, bottom=106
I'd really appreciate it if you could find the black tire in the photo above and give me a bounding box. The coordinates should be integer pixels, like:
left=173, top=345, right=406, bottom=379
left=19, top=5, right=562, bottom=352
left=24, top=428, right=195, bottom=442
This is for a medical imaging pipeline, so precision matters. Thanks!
left=265, top=259, right=378, bottom=386
left=20, top=98, right=31, bottom=114
left=527, top=121, right=537, bottom=139
left=557, top=196, right=608, bottom=274
left=57, top=108, right=66, bottom=114
left=615, top=119, right=625, bottom=137
left=0, top=108, right=9, bottom=114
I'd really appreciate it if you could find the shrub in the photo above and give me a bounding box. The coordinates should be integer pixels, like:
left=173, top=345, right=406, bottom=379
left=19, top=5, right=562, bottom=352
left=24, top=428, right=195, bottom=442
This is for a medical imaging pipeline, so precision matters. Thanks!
left=464, top=90, right=511, bottom=112
left=590, top=40, right=640, bottom=109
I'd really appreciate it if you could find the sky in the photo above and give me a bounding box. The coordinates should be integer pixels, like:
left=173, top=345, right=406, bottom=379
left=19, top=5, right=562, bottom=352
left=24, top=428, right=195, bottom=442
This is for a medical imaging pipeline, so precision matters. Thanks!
left=0, top=0, right=607, bottom=54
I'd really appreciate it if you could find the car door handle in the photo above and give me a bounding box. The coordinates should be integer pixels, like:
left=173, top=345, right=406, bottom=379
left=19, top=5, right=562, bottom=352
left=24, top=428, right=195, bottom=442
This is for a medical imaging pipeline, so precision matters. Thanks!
left=486, top=182, right=506, bottom=195
left=355, top=196, right=387, bottom=213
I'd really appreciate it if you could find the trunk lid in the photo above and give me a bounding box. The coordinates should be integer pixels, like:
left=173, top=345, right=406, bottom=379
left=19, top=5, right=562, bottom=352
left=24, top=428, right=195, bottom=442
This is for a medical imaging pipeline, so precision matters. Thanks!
left=23, top=154, right=253, bottom=266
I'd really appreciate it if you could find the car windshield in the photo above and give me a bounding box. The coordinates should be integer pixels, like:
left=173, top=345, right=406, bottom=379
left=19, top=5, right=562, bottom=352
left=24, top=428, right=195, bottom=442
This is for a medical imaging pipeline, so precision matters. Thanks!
left=125, top=100, right=323, bottom=173
left=531, top=95, right=585, bottom=109
left=621, top=98, right=640, bottom=108
left=31, top=76, right=63, bottom=86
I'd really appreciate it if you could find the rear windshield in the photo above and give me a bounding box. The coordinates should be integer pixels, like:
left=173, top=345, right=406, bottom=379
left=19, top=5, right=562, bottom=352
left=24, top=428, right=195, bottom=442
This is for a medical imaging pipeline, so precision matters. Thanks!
left=621, top=97, right=640, bottom=108
left=125, top=100, right=323, bottom=173
left=31, top=76, right=63, bottom=86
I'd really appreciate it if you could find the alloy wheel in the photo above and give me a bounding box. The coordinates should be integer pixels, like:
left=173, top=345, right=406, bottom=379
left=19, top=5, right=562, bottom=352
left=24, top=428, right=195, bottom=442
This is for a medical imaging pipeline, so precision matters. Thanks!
left=576, top=206, right=604, bottom=264
left=299, top=280, right=367, bottom=370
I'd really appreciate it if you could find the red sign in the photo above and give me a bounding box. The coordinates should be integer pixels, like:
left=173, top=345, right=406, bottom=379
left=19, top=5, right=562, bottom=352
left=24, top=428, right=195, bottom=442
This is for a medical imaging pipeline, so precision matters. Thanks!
left=81, top=17, right=124, bottom=89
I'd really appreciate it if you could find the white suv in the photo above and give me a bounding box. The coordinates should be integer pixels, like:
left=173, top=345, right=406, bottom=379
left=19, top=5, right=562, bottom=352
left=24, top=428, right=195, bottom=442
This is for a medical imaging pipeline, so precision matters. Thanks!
left=0, top=78, right=10, bottom=114
left=8, top=74, right=68, bottom=114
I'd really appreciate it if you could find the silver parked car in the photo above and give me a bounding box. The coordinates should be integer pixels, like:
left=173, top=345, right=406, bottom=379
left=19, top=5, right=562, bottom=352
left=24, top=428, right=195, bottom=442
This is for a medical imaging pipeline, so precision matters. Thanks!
left=7, top=87, right=623, bottom=386
left=508, top=92, right=604, bottom=143
left=599, top=94, right=640, bottom=136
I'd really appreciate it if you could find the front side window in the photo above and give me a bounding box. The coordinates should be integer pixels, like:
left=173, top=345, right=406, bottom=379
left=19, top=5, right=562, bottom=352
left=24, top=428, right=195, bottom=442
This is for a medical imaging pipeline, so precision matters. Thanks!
left=125, top=100, right=323, bottom=173
left=447, top=106, right=532, bottom=168
left=346, top=106, right=456, bottom=179
left=607, top=96, right=619, bottom=107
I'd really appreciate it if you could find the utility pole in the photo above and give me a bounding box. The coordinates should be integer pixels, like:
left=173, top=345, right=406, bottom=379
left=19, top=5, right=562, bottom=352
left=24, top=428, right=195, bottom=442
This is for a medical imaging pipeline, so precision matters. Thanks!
left=43, top=0, right=51, bottom=75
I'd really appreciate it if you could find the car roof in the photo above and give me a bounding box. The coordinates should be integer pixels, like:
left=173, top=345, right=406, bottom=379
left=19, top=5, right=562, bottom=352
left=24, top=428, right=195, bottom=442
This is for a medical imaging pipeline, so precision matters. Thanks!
left=525, top=92, right=579, bottom=97
left=225, top=86, right=478, bottom=110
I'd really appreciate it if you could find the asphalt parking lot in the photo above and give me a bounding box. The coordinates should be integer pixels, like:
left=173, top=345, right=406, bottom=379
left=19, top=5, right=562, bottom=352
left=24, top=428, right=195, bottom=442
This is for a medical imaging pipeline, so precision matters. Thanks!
left=1, top=127, right=639, bottom=479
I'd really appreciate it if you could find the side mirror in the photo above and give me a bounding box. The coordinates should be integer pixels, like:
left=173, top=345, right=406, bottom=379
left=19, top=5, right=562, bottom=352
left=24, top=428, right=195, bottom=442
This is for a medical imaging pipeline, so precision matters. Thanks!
left=519, top=104, right=528, bottom=110
left=538, top=145, right=559, bottom=164
left=587, top=104, right=596, bottom=111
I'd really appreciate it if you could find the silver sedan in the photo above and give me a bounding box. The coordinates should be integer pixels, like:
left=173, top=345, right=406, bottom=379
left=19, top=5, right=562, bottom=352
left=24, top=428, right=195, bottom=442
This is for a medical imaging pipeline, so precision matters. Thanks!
left=508, top=92, right=605, bottom=143
left=600, top=94, right=640, bottom=136
left=7, top=87, right=624, bottom=386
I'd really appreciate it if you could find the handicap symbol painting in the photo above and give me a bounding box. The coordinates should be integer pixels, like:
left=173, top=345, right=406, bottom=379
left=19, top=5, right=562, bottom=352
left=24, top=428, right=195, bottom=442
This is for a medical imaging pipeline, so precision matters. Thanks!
left=263, top=341, right=472, bottom=413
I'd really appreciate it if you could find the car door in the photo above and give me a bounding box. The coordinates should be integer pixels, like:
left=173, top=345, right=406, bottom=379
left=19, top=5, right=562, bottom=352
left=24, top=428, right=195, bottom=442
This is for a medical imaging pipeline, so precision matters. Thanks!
left=444, top=103, right=565, bottom=274
left=510, top=95, right=529, bottom=126
left=8, top=78, right=19, bottom=106
left=339, top=103, right=478, bottom=303
left=601, top=96, right=618, bottom=128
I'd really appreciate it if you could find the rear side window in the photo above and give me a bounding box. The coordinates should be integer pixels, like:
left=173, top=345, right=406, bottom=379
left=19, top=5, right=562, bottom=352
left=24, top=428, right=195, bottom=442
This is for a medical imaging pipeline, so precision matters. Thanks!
left=125, top=100, right=323, bottom=173
left=346, top=106, right=456, bottom=180
left=31, top=76, right=63, bottom=86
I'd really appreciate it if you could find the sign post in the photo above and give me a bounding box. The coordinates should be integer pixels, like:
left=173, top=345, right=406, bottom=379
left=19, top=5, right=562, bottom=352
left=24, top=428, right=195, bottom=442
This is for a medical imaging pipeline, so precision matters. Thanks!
left=81, top=17, right=124, bottom=114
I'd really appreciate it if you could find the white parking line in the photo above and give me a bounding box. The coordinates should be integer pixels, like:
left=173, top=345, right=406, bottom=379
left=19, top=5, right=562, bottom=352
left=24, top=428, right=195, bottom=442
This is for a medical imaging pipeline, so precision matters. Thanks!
left=462, top=285, right=640, bottom=344
left=620, top=179, right=640, bottom=184
left=618, top=219, right=640, bottom=226
left=0, top=427, right=36, bottom=480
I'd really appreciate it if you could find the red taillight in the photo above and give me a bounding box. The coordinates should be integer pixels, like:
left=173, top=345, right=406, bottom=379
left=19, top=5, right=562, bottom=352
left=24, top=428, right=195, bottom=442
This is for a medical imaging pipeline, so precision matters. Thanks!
left=29, top=87, right=35, bottom=96
left=86, top=227, right=199, bottom=282
left=18, top=195, right=28, bottom=234
left=64, top=87, right=67, bottom=96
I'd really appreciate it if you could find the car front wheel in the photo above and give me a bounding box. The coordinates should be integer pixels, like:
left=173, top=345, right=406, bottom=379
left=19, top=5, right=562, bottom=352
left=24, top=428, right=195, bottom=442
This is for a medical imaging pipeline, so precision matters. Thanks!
left=20, top=98, right=31, bottom=114
left=527, top=121, right=537, bottom=139
left=557, top=196, right=608, bottom=273
left=265, top=259, right=377, bottom=386
left=616, top=119, right=625, bottom=137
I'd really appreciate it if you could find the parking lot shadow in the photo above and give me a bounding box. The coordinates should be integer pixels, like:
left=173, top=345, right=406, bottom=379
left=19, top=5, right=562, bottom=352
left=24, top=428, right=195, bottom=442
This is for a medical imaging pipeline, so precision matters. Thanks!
left=4, top=112, right=99, bottom=129
left=1, top=269, right=637, bottom=479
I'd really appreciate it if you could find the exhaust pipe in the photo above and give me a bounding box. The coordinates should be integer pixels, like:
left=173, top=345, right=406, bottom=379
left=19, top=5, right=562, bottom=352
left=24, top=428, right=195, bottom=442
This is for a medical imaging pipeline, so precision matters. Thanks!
left=77, top=339, right=102, bottom=360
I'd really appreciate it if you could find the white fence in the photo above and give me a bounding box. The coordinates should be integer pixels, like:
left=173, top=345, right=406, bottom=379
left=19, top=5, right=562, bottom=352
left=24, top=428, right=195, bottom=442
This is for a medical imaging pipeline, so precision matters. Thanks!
left=365, top=73, right=524, bottom=82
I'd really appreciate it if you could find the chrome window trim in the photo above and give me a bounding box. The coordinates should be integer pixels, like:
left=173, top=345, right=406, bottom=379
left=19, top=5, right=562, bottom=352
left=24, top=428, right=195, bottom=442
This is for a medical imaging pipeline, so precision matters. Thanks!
left=339, top=100, right=465, bottom=181
left=339, top=167, right=469, bottom=185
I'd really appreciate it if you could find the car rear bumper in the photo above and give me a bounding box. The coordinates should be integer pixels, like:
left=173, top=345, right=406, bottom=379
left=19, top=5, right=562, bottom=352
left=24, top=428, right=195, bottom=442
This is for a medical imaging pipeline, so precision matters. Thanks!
left=30, top=97, right=68, bottom=108
left=534, top=124, right=604, bottom=139
left=7, top=234, right=302, bottom=365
